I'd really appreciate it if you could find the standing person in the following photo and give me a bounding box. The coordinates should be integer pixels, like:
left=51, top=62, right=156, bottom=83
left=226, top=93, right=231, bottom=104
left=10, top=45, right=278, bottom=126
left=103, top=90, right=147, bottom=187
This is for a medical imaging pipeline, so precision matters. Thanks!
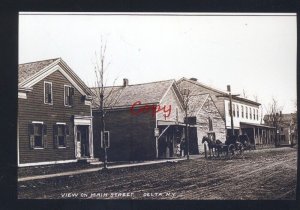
left=180, top=138, right=186, bottom=157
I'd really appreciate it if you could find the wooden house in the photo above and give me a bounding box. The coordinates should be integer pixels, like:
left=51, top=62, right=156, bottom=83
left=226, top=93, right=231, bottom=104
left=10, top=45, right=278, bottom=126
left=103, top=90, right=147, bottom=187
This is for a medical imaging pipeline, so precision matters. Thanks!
left=177, top=77, right=275, bottom=148
left=91, top=79, right=192, bottom=161
left=18, top=58, right=94, bottom=167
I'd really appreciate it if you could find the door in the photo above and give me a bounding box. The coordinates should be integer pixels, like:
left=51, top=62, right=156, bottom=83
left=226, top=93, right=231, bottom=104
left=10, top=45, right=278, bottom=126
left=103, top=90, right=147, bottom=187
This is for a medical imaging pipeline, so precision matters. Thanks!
left=77, top=125, right=90, bottom=158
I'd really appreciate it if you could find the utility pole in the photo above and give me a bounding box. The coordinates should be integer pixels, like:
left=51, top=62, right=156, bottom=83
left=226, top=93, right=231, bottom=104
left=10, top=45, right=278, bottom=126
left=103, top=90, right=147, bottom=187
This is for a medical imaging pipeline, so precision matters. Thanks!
left=227, top=85, right=235, bottom=136
left=216, top=85, right=239, bottom=137
left=182, top=88, right=190, bottom=160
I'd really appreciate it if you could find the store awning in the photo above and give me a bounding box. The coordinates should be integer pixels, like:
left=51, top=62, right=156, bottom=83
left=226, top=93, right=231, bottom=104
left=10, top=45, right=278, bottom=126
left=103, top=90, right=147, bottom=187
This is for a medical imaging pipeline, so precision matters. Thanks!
left=240, top=122, right=275, bottom=129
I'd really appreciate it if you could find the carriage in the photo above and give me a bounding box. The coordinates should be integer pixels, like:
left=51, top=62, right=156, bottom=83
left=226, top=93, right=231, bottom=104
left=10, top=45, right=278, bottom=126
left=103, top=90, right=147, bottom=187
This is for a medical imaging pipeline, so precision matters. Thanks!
left=202, top=134, right=252, bottom=159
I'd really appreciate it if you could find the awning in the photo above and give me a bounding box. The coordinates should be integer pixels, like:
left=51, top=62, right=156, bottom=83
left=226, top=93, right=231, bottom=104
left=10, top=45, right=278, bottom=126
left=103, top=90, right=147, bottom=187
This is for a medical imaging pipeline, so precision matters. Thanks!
left=240, top=122, right=275, bottom=129
left=157, top=120, right=196, bottom=127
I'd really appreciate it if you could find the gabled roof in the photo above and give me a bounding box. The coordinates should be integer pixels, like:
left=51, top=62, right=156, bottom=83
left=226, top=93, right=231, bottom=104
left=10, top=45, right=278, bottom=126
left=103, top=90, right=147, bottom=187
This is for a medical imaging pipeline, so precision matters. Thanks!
left=91, top=79, right=182, bottom=109
left=264, top=113, right=296, bottom=123
left=18, top=58, right=92, bottom=96
left=177, top=77, right=261, bottom=106
left=18, top=58, right=60, bottom=84
left=187, top=93, right=209, bottom=116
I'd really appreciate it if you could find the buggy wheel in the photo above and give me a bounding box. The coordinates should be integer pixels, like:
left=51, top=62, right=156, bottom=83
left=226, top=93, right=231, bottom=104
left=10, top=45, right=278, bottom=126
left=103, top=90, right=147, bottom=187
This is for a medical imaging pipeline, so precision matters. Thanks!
left=228, top=144, right=235, bottom=159
left=237, top=142, right=244, bottom=157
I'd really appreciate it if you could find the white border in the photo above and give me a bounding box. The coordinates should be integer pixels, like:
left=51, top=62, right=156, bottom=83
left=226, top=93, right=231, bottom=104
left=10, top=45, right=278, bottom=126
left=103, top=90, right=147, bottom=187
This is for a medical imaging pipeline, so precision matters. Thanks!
left=19, top=12, right=297, bottom=16
left=44, top=81, right=53, bottom=105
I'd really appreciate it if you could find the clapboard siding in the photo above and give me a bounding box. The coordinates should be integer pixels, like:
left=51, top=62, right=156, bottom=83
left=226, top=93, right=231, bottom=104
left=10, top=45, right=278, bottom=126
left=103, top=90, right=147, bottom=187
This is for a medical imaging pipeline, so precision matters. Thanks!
left=18, top=70, right=91, bottom=164
left=93, top=109, right=156, bottom=161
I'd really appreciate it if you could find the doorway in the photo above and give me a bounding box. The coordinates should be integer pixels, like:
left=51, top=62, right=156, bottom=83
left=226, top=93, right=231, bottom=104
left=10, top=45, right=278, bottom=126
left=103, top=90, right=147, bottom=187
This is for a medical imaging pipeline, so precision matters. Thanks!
left=77, top=125, right=90, bottom=158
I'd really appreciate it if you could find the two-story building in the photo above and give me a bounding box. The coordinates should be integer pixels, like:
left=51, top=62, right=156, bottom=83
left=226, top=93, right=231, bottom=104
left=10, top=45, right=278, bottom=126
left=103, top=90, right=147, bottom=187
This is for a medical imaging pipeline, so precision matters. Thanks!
left=177, top=77, right=275, bottom=148
left=18, top=58, right=94, bottom=167
left=264, top=113, right=297, bottom=146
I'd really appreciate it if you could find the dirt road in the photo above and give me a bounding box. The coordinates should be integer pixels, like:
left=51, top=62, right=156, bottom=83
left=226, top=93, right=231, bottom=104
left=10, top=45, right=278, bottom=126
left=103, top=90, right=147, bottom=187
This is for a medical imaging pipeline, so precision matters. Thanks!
left=18, top=147, right=297, bottom=199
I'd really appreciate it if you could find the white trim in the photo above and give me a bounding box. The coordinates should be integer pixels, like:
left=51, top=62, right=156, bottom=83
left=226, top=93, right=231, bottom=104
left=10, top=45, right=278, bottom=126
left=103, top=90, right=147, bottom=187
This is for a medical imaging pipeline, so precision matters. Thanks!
left=58, top=146, right=67, bottom=149
left=18, top=159, right=78, bottom=167
left=18, top=92, right=27, bottom=99
left=33, top=147, right=44, bottom=150
left=171, top=86, right=184, bottom=111
left=195, top=94, right=210, bottom=116
left=32, top=121, right=43, bottom=124
left=85, top=100, right=91, bottom=106
left=56, top=122, right=66, bottom=125
left=159, top=80, right=174, bottom=105
left=24, top=64, right=87, bottom=96
left=44, top=81, right=53, bottom=105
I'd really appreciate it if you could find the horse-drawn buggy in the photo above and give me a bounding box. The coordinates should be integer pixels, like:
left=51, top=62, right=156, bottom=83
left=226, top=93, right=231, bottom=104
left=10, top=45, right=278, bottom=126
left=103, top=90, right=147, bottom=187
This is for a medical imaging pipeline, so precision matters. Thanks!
left=202, top=134, right=254, bottom=159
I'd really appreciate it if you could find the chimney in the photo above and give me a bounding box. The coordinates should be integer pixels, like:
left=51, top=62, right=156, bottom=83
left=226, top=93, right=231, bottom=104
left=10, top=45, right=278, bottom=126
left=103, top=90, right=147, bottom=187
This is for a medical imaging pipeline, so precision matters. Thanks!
left=123, top=78, right=129, bottom=86
left=190, top=78, right=198, bottom=82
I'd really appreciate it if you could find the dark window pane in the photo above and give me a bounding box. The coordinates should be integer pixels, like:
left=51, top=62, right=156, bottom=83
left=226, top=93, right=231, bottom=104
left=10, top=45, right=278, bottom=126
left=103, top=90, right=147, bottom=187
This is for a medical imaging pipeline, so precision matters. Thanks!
left=58, top=136, right=65, bottom=147
left=34, top=136, right=43, bottom=147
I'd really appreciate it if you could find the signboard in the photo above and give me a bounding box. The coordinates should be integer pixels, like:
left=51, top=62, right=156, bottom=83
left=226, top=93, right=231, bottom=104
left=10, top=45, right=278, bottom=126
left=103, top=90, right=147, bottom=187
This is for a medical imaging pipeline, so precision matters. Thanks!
left=154, top=128, right=159, bottom=137
left=101, top=131, right=110, bottom=148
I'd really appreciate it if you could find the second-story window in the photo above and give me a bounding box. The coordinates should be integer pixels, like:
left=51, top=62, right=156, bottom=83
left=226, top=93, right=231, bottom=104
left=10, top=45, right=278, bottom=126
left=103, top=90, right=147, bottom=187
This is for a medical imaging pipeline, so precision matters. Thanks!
left=241, top=105, right=244, bottom=118
left=64, top=85, right=74, bottom=106
left=208, top=117, right=213, bottom=131
left=246, top=107, right=248, bottom=119
left=237, top=105, right=239, bottom=118
left=232, top=104, right=236, bottom=117
left=254, top=109, right=256, bottom=120
left=44, top=82, right=53, bottom=104
left=250, top=108, right=252, bottom=119
left=256, top=109, right=259, bottom=120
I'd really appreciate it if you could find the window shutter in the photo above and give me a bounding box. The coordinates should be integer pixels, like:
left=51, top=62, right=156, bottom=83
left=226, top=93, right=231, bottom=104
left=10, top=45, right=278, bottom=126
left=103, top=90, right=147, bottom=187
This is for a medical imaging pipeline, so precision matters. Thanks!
left=28, top=124, right=34, bottom=149
left=65, top=86, right=68, bottom=105
left=70, top=87, right=74, bottom=105
left=43, top=124, right=47, bottom=148
left=65, top=125, right=69, bottom=147
left=53, top=124, right=58, bottom=148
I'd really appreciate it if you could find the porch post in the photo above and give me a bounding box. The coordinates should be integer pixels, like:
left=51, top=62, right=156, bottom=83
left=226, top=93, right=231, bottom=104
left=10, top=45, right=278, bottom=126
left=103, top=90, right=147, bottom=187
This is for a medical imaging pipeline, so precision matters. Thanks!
left=74, top=125, right=78, bottom=159
left=89, top=124, right=94, bottom=158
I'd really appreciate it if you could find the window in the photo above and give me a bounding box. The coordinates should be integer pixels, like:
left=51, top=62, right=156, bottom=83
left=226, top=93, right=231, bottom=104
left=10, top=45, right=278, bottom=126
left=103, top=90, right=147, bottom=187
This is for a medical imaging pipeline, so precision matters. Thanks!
left=256, top=109, right=259, bottom=121
left=208, top=117, right=213, bottom=131
left=53, top=124, right=69, bottom=148
left=232, top=104, right=236, bottom=117
left=254, top=109, right=256, bottom=120
left=101, top=131, right=110, bottom=148
left=246, top=107, right=248, bottom=119
left=29, top=122, right=47, bottom=149
left=250, top=108, right=252, bottom=119
left=64, top=85, right=74, bottom=106
left=44, top=82, right=53, bottom=104
left=241, top=105, right=244, bottom=118
left=228, top=102, right=231, bottom=116
left=237, top=105, right=239, bottom=118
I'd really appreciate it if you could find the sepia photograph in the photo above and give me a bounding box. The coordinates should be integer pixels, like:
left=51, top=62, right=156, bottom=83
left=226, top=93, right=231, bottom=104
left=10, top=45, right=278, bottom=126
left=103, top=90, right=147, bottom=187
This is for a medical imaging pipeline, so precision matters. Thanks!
left=17, top=12, right=297, bottom=200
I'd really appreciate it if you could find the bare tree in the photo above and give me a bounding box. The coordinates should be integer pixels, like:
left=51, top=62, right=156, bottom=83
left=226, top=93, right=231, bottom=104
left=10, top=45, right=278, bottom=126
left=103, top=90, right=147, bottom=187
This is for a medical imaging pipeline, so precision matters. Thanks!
left=93, top=38, right=122, bottom=169
left=263, top=97, right=283, bottom=146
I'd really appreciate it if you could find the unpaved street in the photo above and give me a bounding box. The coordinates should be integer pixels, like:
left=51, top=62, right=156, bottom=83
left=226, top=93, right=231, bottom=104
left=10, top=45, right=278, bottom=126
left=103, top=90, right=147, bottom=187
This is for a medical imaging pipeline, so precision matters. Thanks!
left=18, top=147, right=297, bottom=200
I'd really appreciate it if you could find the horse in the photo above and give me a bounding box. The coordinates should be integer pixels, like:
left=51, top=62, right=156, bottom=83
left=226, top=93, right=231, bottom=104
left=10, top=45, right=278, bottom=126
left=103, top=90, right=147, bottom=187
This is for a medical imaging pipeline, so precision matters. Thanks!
left=202, top=136, right=222, bottom=158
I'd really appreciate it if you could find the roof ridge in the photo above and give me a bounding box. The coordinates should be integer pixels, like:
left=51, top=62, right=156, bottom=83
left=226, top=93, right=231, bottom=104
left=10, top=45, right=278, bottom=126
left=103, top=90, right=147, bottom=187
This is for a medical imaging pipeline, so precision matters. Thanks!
left=19, top=57, right=60, bottom=65
left=90, top=79, right=175, bottom=89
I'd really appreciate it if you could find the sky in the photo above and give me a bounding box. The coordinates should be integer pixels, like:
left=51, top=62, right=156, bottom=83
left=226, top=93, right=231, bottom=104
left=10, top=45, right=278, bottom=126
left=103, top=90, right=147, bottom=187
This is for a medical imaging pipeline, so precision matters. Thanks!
left=19, top=13, right=297, bottom=114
